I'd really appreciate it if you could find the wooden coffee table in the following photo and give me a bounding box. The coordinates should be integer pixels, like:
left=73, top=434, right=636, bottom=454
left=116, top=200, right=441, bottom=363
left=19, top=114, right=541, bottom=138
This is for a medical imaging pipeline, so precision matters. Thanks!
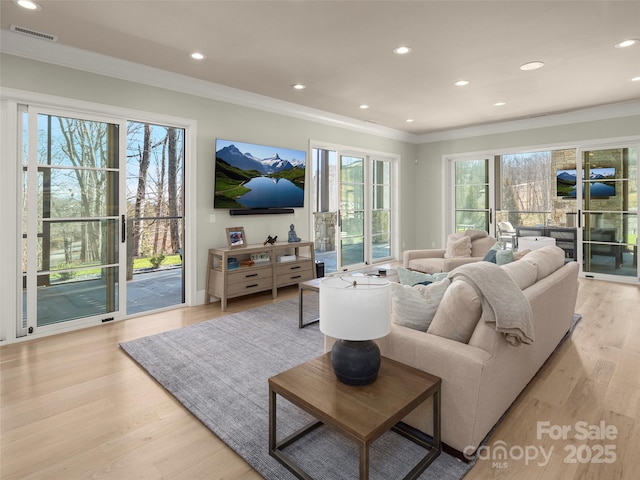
left=268, top=353, right=441, bottom=479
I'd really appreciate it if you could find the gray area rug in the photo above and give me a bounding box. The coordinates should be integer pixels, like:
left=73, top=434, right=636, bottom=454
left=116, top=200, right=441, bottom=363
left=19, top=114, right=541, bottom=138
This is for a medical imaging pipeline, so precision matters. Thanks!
left=120, top=297, right=471, bottom=479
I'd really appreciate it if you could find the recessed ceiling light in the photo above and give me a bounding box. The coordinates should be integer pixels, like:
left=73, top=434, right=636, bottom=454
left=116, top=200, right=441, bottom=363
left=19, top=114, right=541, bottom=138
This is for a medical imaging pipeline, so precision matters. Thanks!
left=14, top=0, right=41, bottom=10
left=190, top=52, right=205, bottom=60
left=393, top=46, right=412, bottom=55
left=359, top=104, right=370, bottom=109
left=292, top=83, right=306, bottom=90
left=520, top=61, right=545, bottom=71
left=615, top=39, right=639, bottom=48
left=406, top=118, right=414, bottom=123
left=632, top=76, right=640, bottom=82
left=494, top=102, right=506, bottom=106
left=454, top=80, right=470, bottom=87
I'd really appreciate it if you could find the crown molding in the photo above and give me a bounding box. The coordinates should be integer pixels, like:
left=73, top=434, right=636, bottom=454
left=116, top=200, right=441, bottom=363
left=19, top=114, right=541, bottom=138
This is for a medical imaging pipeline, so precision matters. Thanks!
left=2, top=29, right=638, bottom=146
left=0, top=29, right=415, bottom=143
left=416, top=100, right=640, bottom=144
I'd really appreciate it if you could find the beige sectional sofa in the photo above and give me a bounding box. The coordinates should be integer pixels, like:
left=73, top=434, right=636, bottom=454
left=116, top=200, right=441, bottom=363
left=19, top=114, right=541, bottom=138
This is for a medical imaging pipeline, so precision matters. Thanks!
left=325, top=245, right=579, bottom=457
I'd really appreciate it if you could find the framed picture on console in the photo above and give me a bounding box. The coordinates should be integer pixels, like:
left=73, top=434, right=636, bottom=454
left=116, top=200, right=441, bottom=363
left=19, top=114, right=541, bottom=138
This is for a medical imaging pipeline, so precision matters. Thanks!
left=226, top=226, right=246, bottom=249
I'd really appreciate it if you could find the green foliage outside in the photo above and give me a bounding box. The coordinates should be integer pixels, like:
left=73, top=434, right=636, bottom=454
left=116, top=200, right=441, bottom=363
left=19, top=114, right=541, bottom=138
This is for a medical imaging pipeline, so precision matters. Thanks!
left=49, top=254, right=182, bottom=282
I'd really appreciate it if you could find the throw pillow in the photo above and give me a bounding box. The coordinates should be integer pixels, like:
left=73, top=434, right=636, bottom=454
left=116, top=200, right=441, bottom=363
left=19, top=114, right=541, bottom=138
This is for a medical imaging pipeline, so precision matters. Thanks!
left=390, top=279, right=451, bottom=332
left=482, top=242, right=501, bottom=263
left=444, top=234, right=472, bottom=259
left=496, top=249, right=514, bottom=265
left=444, top=232, right=463, bottom=259
left=482, top=249, right=497, bottom=263
left=397, top=267, right=448, bottom=286
left=427, top=279, right=482, bottom=343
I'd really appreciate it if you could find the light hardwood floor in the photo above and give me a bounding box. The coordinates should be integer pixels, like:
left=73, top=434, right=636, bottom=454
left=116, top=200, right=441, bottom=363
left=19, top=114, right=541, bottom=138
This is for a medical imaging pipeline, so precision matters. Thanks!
left=1, top=278, right=638, bottom=479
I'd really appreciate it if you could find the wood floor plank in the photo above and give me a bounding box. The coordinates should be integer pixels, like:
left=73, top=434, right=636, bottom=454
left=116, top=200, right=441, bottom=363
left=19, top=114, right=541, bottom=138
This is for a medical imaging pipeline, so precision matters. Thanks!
left=1, top=279, right=639, bottom=479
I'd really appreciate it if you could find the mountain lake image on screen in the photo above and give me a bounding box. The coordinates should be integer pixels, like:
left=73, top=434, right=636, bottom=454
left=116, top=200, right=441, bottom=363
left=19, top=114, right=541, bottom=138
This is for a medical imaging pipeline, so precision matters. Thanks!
left=214, top=139, right=306, bottom=209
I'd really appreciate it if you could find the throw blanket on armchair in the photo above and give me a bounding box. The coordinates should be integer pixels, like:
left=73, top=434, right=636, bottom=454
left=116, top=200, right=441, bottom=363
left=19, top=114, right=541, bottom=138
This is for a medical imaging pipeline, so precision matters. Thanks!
left=448, top=262, right=535, bottom=346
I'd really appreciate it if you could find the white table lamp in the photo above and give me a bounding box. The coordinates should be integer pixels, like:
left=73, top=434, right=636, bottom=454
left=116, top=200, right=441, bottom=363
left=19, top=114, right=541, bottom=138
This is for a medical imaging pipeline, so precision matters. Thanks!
left=319, top=275, right=391, bottom=385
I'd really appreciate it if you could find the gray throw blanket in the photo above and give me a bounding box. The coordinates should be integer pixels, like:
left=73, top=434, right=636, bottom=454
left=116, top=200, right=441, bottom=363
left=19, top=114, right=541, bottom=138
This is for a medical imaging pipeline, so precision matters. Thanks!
left=448, top=262, right=535, bottom=346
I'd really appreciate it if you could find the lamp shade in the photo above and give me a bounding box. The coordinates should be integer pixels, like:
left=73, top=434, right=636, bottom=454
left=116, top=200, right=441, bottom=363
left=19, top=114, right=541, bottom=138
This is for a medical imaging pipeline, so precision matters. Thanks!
left=319, top=276, right=391, bottom=341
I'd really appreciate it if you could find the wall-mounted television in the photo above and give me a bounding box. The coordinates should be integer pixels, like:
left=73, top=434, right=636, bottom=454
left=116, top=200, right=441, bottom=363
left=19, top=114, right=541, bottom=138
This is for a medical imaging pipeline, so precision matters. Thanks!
left=214, top=139, right=306, bottom=212
left=556, top=167, right=616, bottom=198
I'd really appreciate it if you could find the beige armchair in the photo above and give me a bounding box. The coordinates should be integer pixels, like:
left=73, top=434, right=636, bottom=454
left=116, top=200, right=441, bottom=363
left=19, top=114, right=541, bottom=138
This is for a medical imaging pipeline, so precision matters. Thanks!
left=403, top=234, right=497, bottom=273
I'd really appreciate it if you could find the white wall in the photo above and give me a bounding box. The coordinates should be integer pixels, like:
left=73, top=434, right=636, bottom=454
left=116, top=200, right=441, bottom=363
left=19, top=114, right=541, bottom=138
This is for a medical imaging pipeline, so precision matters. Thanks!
left=0, top=53, right=418, bottom=297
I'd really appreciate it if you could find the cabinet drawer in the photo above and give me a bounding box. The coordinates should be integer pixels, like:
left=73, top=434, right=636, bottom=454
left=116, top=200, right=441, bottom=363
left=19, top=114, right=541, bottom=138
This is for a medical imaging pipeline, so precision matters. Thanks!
left=276, top=263, right=313, bottom=287
left=227, top=266, right=272, bottom=285
left=275, top=261, right=312, bottom=276
left=227, top=277, right=273, bottom=297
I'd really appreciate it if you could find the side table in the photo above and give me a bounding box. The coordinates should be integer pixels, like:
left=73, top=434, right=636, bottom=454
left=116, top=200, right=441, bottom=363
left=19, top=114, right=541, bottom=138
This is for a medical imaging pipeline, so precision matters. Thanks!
left=269, top=353, right=441, bottom=479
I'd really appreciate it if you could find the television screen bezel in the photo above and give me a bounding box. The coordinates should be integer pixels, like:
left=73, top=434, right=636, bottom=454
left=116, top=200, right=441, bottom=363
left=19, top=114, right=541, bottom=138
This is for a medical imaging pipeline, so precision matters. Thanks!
left=213, top=138, right=307, bottom=210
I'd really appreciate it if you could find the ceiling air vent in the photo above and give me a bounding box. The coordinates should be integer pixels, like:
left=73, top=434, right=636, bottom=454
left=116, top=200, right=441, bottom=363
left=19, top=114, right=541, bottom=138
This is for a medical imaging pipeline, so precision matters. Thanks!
left=10, top=25, right=58, bottom=42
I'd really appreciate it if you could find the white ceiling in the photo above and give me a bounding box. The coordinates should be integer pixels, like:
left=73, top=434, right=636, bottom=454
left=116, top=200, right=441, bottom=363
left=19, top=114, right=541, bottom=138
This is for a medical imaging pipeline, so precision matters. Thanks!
left=1, top=0, right=639, bottom=136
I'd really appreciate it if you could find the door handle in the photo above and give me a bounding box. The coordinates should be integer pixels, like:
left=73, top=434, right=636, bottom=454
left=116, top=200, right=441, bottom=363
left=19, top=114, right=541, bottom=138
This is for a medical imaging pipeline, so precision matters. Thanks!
left=121, top=215, right=126, bottom=243
left=578, top=210, right=582, bottom=229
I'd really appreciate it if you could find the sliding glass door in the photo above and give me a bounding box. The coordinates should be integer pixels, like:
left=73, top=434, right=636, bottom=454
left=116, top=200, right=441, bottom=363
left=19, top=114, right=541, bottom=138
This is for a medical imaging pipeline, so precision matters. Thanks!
left=447, top=145, right=638, bottom=283
left=339, top=154, right=366, bottom=268
left=22, top=109, right=124, bottom=334
left=20, top=108, right=187, bottom=338
left=311, top=146, right=395, bottom=274
left=580, top=146, right=638, bottom=280
left=450, top=157, right=493, bottom=233
left=125, top=122, right=185, bottom=315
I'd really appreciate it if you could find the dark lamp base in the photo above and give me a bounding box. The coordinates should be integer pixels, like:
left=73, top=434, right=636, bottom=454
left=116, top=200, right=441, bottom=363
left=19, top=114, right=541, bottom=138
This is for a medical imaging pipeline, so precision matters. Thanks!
left=330, top=339, right=381, bottom=386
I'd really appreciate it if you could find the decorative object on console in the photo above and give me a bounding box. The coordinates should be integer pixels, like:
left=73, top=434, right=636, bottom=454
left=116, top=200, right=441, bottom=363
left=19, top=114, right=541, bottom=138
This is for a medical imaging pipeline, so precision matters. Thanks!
left=227, top=258, right=239, bottom=269
left=226, top=226, right=246, bottom=249
left=263, top=235, right=277, bottom=245
left=250, top=252, right=271, bottom=264
left=287, top=224, right=301, bottom=242
left=319, top=276, right=391, bottom=386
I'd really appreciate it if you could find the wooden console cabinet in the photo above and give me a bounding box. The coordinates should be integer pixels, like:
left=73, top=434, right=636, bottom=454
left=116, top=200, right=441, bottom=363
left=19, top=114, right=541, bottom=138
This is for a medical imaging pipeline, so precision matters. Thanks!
left=205, top=241, right=315, bottom=311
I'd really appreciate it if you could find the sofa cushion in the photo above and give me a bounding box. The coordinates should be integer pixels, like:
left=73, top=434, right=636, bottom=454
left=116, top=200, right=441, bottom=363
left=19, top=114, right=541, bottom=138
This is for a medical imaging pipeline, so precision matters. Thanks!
left=444, top=234, right=472, bottom=259
left=397, top=267, right=448, bottom=286
left=501, top=258, right=538, bottom=290
left=522, top=245, right=565, bottom=281
left=427, top=280, right=482, bottom=343
left=390, top=280, right=451, bottom=331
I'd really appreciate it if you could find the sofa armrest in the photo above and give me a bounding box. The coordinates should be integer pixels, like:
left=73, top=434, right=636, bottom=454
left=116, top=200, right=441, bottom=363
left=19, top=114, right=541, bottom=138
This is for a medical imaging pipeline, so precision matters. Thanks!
left=402, top=249, right=446, bottom=267
left=374, top=325, right=492, bottom=452
left=442, top=256, right=485, bottom=271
